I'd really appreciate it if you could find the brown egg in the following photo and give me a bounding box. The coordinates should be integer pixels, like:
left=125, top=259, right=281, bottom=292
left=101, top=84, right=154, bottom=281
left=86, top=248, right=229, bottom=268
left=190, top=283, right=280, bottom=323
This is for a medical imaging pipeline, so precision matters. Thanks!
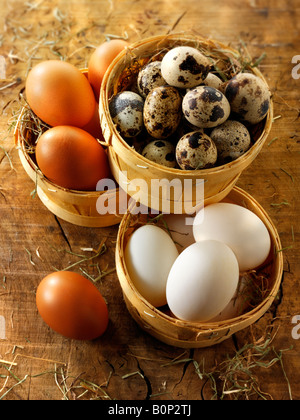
left=35, top=126, right=110, bottom=191
left=36, top=271, right=109, bottom=340
left=26, top=60, right=96, bottom=128
left=88, top=39, right=129, bottom=101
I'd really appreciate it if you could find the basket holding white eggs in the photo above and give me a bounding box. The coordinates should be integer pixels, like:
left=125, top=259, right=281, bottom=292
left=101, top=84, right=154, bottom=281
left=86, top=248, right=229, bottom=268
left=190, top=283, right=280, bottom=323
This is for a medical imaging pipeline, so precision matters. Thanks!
left=116, top=187, right=283, bottom=348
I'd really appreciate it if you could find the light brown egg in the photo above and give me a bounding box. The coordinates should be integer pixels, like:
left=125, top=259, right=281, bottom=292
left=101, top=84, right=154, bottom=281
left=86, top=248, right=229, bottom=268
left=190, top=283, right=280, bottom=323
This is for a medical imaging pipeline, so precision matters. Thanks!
left=210, top=120, right=251, bottom=164
left=142, top=140, right=177, bottom=168
left=225, top=72, right=271, bottom=124
left=137, top=61, right=167, bottom=98
left=143, top=86, right=182, bottom=139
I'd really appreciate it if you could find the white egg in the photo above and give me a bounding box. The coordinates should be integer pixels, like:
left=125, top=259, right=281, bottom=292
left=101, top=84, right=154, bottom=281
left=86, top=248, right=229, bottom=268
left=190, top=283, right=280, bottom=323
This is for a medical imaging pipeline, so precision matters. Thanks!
left=162, top=214, right=195, bottom=253
left=193, top=203, right=271, bottom=272
left=207, top=276, right=248, bottom=322
left=166, top=240, right=239, bottom=322
left=124, top=225, right=179, bottom=307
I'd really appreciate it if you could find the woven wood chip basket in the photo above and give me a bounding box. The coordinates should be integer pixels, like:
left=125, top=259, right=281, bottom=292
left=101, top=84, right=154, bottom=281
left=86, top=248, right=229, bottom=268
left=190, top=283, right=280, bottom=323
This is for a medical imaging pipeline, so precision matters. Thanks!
left=14, top=72, right=123, bottom=227
left=116, top=186, right=283, bottom=348
left=99, top=33, right=273, bottom=214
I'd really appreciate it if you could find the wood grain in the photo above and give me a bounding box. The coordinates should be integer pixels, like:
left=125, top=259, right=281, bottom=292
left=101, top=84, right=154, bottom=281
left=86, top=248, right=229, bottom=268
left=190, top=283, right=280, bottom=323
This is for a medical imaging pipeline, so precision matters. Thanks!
left=0, top=0, right=299, bottom=400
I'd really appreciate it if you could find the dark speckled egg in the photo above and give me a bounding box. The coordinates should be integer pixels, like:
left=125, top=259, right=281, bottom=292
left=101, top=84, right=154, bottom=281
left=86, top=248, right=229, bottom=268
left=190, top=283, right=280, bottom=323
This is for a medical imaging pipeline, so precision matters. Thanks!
left=176, top=131, right=217, bottom=170
left=109, top=91, right=144, bottom=138
left=225, top=72, right=271, bottom=124
left=143, top=86, right=182, bottom=139
left=182, top=86, right=230, bottom=128
left=137, top=61, right=167, bottom=98
left=210, top=120, right=251, bottom=164
left=142, top=140, right=177, bottom=168
left=161, top=46, right=211, bottom=89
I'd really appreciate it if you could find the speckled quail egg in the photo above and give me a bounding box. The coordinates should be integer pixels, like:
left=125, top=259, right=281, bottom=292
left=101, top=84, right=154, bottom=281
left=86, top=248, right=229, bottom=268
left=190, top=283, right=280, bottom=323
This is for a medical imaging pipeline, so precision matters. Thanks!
left=201, top=72, right=223, bottom=90
left=182, top=86, right=231, bottom=128
left=137, top=61, right=167, bottom=98
left=109, top=91, right=144, bottom=138
left=176, top=131, right=217, bottom=170
left=210, top=120, right=251, bottom=164
left=225, top=72, right=271, bottom=124
left=161, top=46, right=211, bottom=89
left=142, top=140, right=177, bottom=168
left=143, top=85, right=182, bottom=139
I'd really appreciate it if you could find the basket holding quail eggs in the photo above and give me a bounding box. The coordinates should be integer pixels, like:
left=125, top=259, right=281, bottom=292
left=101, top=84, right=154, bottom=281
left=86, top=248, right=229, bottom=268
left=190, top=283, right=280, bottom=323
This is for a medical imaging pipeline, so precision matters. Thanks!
left=99, top=33, right=273, bottom=213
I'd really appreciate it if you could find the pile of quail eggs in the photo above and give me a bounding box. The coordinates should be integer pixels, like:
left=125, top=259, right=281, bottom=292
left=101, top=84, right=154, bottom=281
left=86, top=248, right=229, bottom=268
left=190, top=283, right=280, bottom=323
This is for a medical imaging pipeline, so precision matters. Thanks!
left=109, top=45, right=271, bottom=170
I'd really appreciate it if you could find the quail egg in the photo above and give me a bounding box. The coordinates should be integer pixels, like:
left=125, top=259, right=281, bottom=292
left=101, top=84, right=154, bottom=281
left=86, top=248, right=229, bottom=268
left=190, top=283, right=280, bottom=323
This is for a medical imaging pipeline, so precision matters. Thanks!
left=225, top=72, right=271, bottom=124
left=201, top=72, right=223, bottom=90
left=176, top=131, right=217, bottom=170
left=143, top=85, right=182, bottom=139
left=109, top=91, right=144, bottom=138
left=161, top=46, right=211, bottom=89
left=142, top=140, right=177, bottom=168
left=137, top=61, right=167, bottom=98
left=182, top=86, right=231, bottom=128
left=210, top=120, right=251, bottom=164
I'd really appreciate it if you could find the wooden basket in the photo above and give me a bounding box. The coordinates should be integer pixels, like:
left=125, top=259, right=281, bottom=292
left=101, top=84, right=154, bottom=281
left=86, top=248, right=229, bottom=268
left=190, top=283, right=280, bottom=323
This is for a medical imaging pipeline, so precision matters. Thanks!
left=116, top=186, right=283, bottom=348
left=14, top=106, right=123, bottom=228
left=99, top=33, right=273, bottom=214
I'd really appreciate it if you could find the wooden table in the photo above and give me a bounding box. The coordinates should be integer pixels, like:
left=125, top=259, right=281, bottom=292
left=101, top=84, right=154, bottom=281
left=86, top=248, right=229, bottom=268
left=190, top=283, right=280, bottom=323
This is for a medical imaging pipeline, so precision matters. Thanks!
left=0, top=0, right=299, bottom=401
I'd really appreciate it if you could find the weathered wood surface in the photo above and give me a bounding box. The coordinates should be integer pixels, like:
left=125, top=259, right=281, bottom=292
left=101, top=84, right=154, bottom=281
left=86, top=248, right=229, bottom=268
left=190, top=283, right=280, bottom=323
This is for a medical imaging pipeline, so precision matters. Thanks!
left=0, top=0, right=299, bottom=400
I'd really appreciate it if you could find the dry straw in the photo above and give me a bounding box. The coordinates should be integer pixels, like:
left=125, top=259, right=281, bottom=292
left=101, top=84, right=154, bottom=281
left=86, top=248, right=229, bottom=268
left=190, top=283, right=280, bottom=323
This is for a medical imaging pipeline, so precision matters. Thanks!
left=116, top=186, right=283, bottom=349
left=99, top=33, right=273, bottom=214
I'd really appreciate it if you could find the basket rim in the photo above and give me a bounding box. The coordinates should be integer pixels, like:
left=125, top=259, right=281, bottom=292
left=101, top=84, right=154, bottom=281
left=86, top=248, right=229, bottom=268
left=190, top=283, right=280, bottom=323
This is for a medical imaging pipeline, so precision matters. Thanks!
left=100, top=32, right=273, bottom=176
left=116, top=185, right=283, bottom=333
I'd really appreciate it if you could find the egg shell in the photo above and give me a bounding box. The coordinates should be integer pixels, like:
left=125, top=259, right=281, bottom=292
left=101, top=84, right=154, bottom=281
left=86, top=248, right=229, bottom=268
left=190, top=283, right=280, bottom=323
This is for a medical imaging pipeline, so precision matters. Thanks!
left=162, top=213, right=195, bottom=252
left=124, top=225, right=179, bottom=307
left=176, top=131, right=217, bottom=170
left=161, top=46, right=211, bottom=89
left=142, top=140, right=177, bottom=168
left=143, top=86, right=182, bottom=139
left=166, top=240, right=239, bottom=322
left=200, top=72, right=223, bottom=90
left=210, top=120, right=251, bottom=164
left=208, top=276, right=249, bottom=322
left=109, top=91, right=144, bottom=138
left=35, top=126, right=110, bottom=191
left=88, top=39, right=129, bottom=101
left=225, top=72, right=271, bottom=124
left=137, top=61, right=167, bottom=98
left=193, top=202, right=271, bottom=272
left=183, top=86, right=231, bottom=128
left=25, top=60, right=96, bottom=128
left=36, top=271, right=109, bottom=340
